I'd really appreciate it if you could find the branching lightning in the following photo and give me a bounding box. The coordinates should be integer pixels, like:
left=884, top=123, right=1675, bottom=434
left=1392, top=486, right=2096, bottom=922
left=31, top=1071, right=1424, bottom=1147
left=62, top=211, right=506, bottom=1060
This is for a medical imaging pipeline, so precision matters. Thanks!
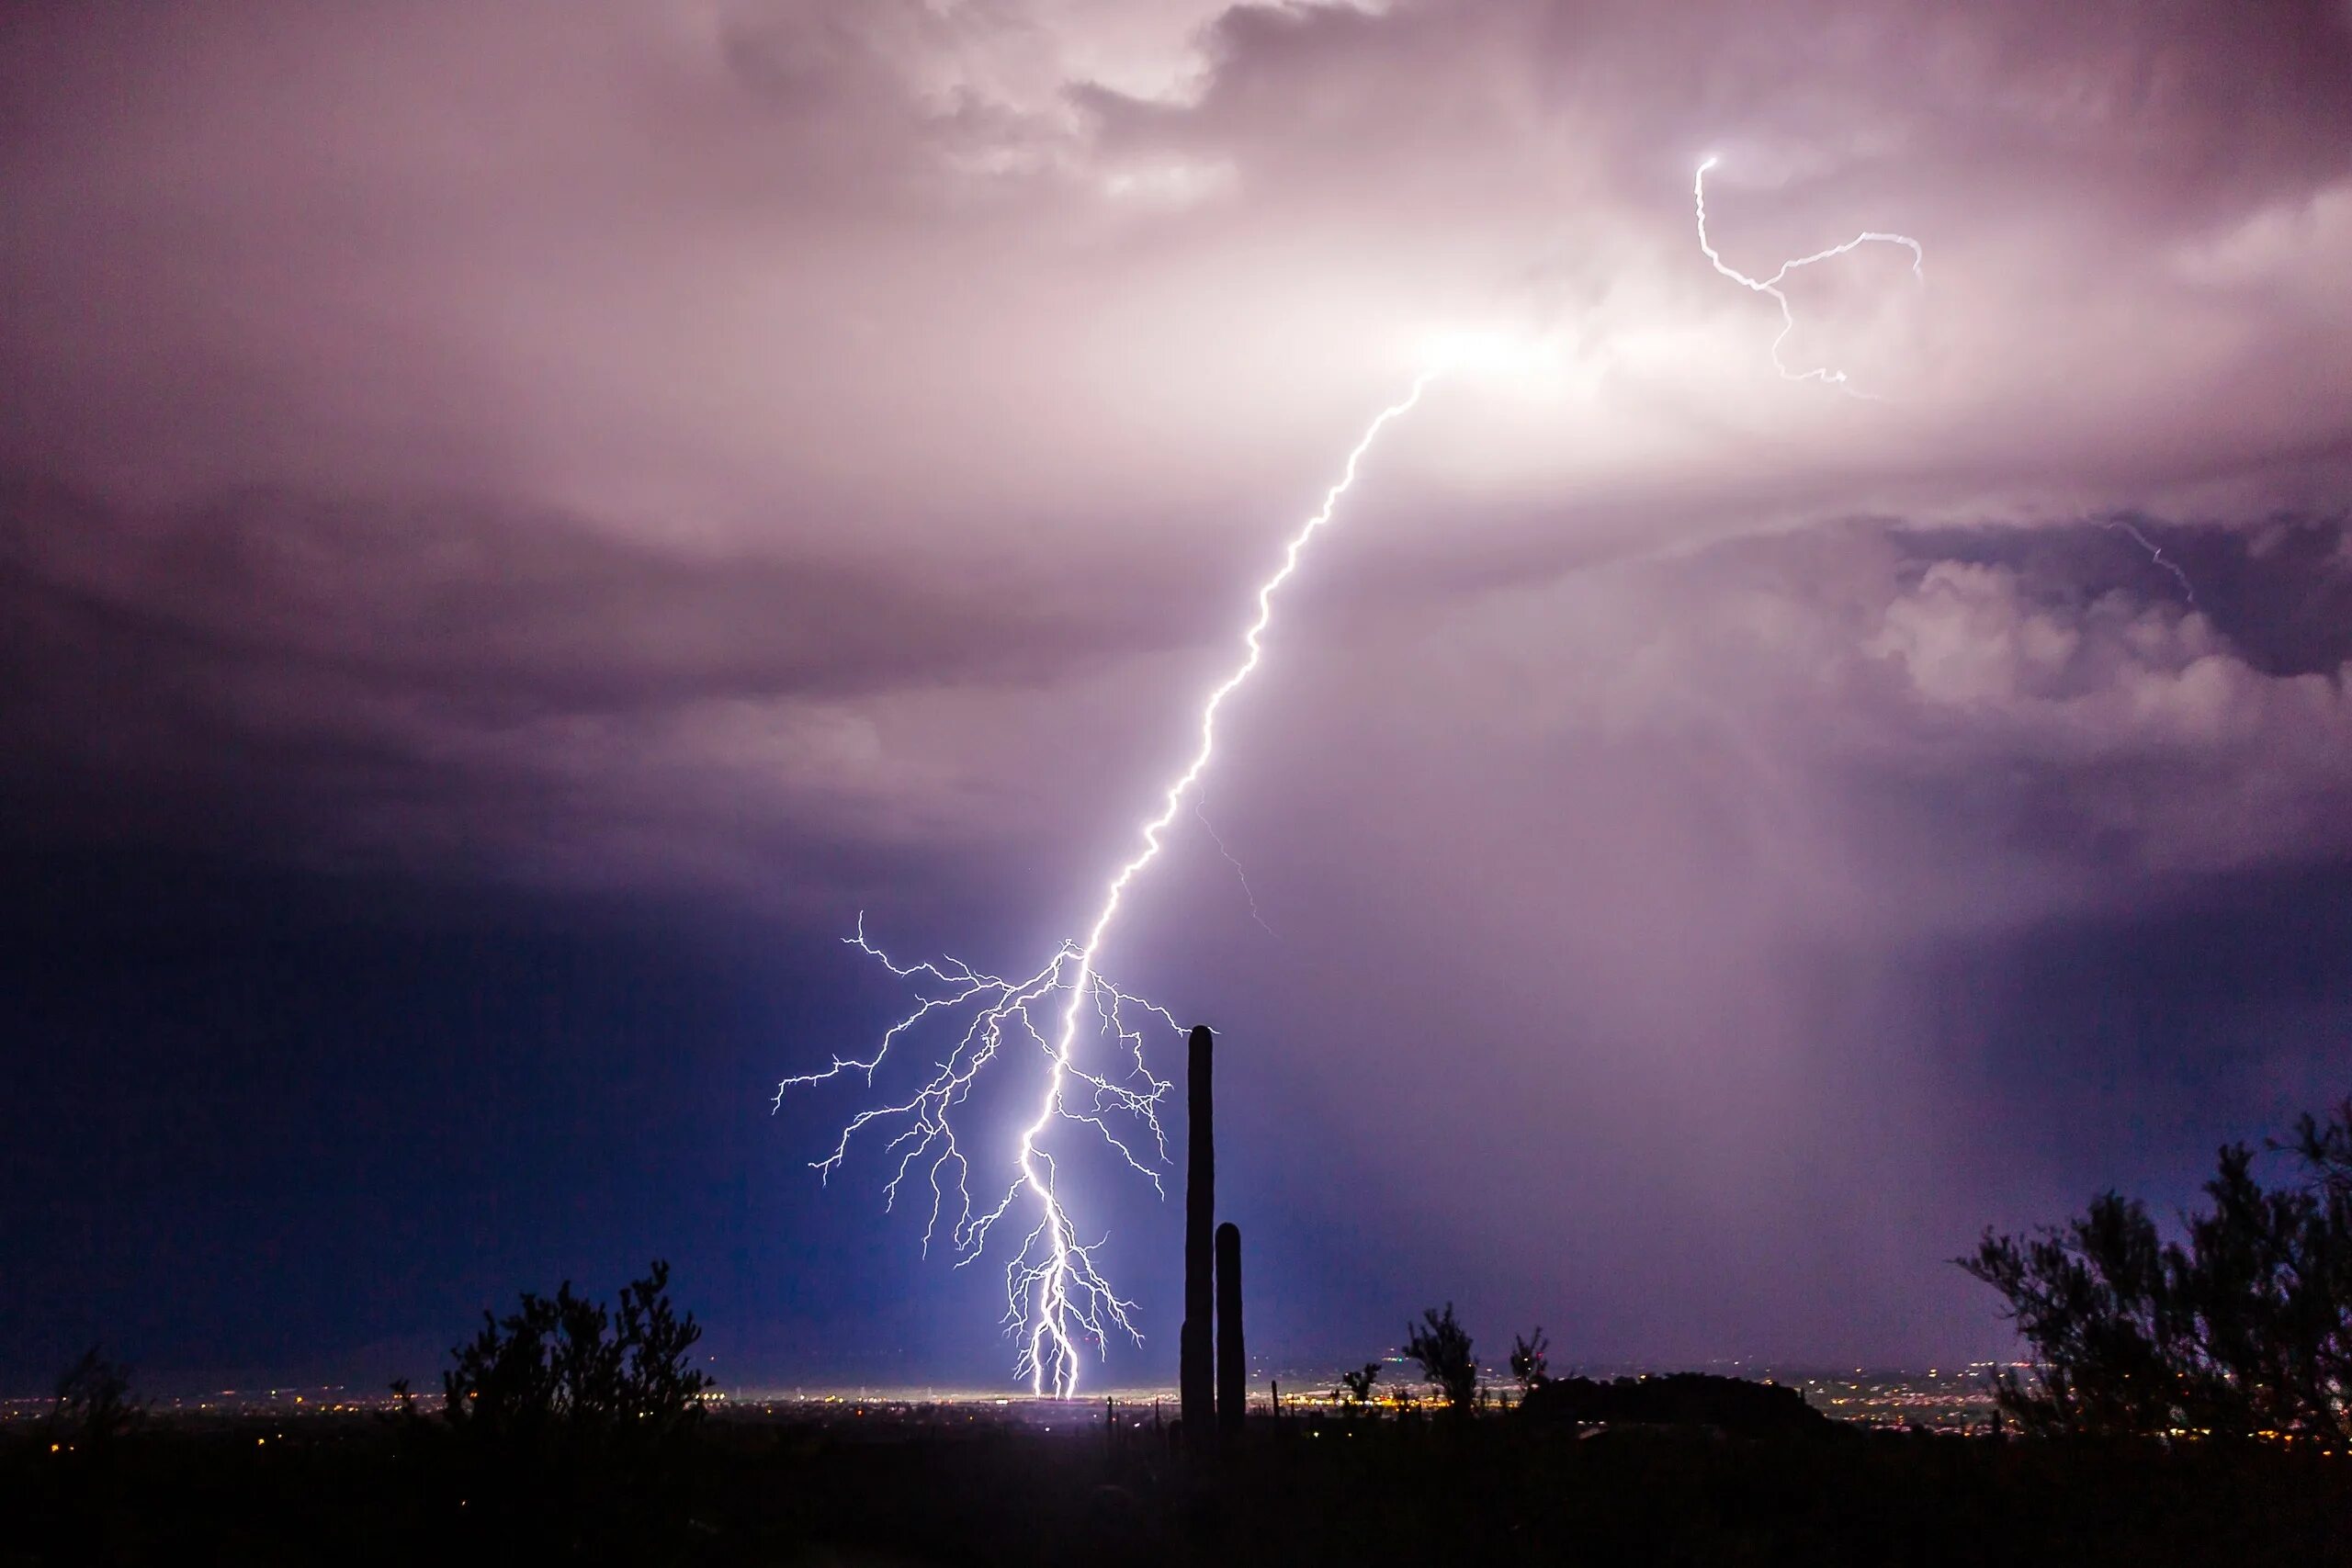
left=1695, top=156, right=1923, bottom=399
left=778, top=372, right=1438, bottom=1395
left=1194, top=794, right=1278, bottom=939
left=781, top=160, right=1925, bottom=1396
left=772, top=918, right=1182, bottom=1393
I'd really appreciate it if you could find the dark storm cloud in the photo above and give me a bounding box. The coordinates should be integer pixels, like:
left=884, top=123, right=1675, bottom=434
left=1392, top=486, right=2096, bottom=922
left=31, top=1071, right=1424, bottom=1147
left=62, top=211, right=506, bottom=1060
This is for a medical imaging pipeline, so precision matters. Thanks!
left=0, top=470, right=1271, bottom=897
left=3, top=0, right=2346, bottom=895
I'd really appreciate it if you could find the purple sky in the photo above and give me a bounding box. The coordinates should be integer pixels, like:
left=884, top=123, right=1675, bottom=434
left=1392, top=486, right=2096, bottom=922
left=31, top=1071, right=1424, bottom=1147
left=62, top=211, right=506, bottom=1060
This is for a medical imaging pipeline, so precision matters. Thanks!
left=6, top=1, right=2352, bottom=1388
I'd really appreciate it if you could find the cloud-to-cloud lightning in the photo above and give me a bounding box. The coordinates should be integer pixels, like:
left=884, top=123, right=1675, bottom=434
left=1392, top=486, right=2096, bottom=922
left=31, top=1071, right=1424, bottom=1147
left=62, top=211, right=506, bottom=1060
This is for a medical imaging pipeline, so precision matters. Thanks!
left=2103, top=518, right=2199, bottom=603
left=782, top=160, right=1926, bottom=1394
left=778, top=373, right=1438, bottom=1395
left=1694, top=156, right=1924, bottom=399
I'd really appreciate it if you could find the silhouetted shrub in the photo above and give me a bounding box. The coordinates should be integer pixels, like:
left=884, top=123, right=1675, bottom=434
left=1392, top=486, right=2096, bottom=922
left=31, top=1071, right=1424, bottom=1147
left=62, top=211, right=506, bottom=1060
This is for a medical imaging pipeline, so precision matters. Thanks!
left=1336, top=1361, right=1383, bottom=1414
left=1406, top=1303, right=1477, bottom=1412
left=409, top=1259, right=713, bottom=1554
left=1509, top=1326, right=1551, bottom=1395
left=46, top=1346, right=141, bottom=1450
left=1964, top=1099, right=2352, bottom=1439
left=440, top=1258, right=710, bottom=1447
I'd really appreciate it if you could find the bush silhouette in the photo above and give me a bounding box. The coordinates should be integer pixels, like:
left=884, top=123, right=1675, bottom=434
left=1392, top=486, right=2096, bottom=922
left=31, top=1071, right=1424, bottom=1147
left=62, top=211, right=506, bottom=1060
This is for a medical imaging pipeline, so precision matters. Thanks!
left=1964, top=1098, right=2352, bottom=1439
left=1406, top=1303, right=1477, bottom=1412
left=47, top=1347, right=141, bottom=1450
left=401, top=1260, right=714, bottom=1553
left=1509, top=1326, right=1551, bottom=1395
left=439, top=1258, right=710, bottom=1444
left=1336, top=1361, right=1383, bottom=1413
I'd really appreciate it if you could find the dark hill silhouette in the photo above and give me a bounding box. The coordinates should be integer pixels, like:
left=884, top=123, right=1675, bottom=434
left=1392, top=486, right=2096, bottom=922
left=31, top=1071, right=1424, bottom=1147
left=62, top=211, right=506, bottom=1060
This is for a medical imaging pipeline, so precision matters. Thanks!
left=1517, top=1372, right=1835, bottom=1435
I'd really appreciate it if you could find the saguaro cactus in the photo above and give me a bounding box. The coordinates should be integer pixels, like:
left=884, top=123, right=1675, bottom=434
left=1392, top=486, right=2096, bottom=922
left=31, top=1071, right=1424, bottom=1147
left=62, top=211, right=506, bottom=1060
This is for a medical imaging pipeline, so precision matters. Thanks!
left=1216, top=1221, right=1244, bottom=1441
left=1180, top=1024, right=1215, bottom=1442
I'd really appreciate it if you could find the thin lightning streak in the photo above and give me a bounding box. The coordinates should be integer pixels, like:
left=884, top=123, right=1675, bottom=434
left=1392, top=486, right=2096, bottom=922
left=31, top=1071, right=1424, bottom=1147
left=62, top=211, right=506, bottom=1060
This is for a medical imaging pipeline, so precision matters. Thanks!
left=2103, top=519, right=2198, bottom=604
left=1694, top=156, right=1923, bottom=400
left=780, top=372, right=1439, bottom=1395
left=1194, top=794, right=1277, bottom=939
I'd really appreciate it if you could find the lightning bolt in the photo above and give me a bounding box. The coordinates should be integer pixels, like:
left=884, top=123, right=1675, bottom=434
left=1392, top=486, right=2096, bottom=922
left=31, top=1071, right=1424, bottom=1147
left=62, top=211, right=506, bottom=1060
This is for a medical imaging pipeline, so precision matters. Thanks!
left=1694, top=156, right=1923, bottom=399
left=2103, top=518, right=2198, bottom=604
left=1194, top=793, right=1277, bottom=939
left=779, top=372, right=1439, bottom=1394
left=783, top=160, right=1924, bottom=1396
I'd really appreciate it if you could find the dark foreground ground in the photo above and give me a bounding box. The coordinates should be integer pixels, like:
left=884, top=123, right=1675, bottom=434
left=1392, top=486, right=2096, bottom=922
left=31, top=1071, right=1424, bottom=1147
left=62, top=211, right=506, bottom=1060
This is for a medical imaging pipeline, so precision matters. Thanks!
left=7, top=1408, right=2349, bottom=1566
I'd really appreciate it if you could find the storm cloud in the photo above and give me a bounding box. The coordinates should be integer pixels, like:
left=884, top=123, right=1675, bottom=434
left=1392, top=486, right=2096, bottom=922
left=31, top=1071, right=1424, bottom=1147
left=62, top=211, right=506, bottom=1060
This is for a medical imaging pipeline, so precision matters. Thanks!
left=6, top=1, right=2350, bottom=1381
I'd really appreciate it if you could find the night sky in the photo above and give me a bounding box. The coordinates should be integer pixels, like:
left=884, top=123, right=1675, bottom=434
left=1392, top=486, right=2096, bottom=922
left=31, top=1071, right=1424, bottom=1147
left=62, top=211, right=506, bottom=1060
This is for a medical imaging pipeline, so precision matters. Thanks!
left=6, top=1, right=2351, bottom=1395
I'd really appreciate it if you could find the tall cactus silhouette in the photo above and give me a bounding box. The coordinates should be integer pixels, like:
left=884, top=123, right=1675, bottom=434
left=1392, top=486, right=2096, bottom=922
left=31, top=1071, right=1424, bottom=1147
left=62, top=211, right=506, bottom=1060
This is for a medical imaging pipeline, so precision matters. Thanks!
left=1180, top=1024, right=1215, bottom=1443
left=1216, top=1221, right=1244, bottom=1441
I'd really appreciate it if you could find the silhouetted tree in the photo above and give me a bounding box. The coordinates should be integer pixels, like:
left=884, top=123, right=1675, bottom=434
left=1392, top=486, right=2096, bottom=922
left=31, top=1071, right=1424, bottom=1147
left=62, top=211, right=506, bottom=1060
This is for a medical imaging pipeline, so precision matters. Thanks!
left=1509, top=1326, right=1551, bottom=1396
left=1406, top=1303, right=1477, bottom=1413
left=440, top=1259, right=711, bottom=1446
left=46, top=1347, right=140, bottom=1449
left=411, top=1262, right=715, bottom=1555
left=2279, top=1097, right=2352, bottom=1196
left=1336, top=1361, right=1382, bottom=1414
left=1964, top=1101, right=2352, bottom=1440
